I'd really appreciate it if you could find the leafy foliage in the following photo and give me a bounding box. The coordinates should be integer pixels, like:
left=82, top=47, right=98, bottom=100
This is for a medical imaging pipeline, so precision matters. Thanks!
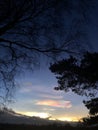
left=50, top=52, right=98, bottom=97
left=82, top=115, right=98, bottom=125
left=83, top=98, right=98, bottom=115
left=50, top=52, right=98, bottom=125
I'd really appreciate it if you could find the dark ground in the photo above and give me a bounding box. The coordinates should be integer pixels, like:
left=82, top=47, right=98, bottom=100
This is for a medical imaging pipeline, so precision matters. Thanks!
left=0, top=124, right=98, bottom=130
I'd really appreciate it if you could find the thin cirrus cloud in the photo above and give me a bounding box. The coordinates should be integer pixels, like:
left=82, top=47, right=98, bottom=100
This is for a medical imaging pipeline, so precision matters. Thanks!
left=36, top=100, right=72, bottom=108
left=19, top=83, right=51, bottom=94
left=39, top=94, right=63, bottom=100
left=39, top=91, right=63, bottom=100
left=19, top=83, right=64, bottom=100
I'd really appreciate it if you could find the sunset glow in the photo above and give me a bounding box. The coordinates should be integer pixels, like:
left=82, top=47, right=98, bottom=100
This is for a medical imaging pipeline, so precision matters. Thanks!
left=20, top=112, right=50, bottom=118
left=58, top=117, right=72, bottom=122
left=9, top=69, right=88, bottom=123
left=58, top=117, right=79, bottom=122
left=16, top=111, right=80, bottom=122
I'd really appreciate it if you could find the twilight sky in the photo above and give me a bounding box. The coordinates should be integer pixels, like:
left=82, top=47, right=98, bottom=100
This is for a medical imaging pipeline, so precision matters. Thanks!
left=9, top=67, right=89, bottom=121
left=6, top=0, right=98, bottom=122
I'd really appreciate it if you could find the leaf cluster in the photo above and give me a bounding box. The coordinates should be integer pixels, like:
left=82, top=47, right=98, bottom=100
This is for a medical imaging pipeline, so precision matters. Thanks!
left=50, top=52, right=98, bottom=97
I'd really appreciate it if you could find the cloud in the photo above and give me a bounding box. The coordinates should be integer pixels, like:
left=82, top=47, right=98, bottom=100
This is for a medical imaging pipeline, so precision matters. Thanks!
left=19, top=81, right=57, bottom=94
left=36, top=100, right=72, bottom=108
left=39, top=93, right=63, bottom=100
left=19, top=83, right=49, bottom=93
left=19, top=83, right=63, bottom=100
left=42, top=108, right=55, bottom=111
left=19, top=82, right=33, bottom=93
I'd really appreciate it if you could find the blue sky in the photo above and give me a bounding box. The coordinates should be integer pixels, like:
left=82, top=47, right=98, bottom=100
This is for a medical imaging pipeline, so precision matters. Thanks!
left=8, top=66, right=89, bottom=121
left=7, top=0, right=98, bottom=122
left=8, top=28, right=98, bottom=121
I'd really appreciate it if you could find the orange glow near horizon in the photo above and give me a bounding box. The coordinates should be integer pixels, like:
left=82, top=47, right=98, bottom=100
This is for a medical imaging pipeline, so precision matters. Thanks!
left=16, top=111, right=80, bottom=122
left=58, top=117, right=79, bottom=122
left=20, top=111, right=50, bottom=118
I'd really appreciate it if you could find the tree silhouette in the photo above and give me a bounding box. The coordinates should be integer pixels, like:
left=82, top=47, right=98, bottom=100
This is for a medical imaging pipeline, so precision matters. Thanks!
left=49, top=52, right=98, bottom=124
left=0, top=0, right=95, bottom=103
left=50, top=52, right=98, bottom=96
left=83, top=98, right=98, bottom=125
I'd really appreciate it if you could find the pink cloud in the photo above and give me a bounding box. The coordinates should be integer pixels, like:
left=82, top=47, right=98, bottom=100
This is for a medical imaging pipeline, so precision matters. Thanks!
left=36, top=100, right=72, bottom=108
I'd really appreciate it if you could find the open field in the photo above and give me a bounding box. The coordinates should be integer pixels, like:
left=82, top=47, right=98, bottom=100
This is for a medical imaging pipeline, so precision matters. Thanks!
left=0, top=124, right=98, bottom=130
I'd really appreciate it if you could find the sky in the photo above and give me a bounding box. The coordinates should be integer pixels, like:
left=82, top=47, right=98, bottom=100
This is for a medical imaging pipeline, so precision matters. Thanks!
left=8, top=66, right=89, bottom=122
left=2, top=0, right=98, bottom=122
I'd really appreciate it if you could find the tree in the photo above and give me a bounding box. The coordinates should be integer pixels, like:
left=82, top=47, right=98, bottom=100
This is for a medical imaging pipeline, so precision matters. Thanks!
left=0, top=0, right=95, bottom=103
left=49, top=52, right=98, bottom=124
left=50, top=52, right=98, bottom=96
left=83, top=98, right=98, bottom=125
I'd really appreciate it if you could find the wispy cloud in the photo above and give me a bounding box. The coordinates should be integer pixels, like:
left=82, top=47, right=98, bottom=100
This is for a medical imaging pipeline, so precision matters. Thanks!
left=39, top=93, right=63, bottom=100
left=36, top=100, right=72, bottom=108
left=19, top=83, right=50, bottom=93
left=42, top=108, right=55, bottom=111
left=19, top=83, right=64, bottom=100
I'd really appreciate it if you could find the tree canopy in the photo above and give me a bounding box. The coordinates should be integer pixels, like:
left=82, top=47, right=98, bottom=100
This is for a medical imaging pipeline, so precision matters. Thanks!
left=0, top=0, right=95, bottom=103
left=82, top=97, right=98, bottom=125
left=49, top=52, right=98, bottom=124
left=50, top=52, right=98, bottom=97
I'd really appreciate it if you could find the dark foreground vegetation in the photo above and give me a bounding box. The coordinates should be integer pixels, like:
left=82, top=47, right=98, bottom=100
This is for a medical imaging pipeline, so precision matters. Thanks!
left=0, top=124, right=98, bottom=130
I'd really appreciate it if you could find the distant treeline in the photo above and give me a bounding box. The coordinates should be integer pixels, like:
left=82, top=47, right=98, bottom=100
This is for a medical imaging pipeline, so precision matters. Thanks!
left=0, top=124, right=98, bottom=130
